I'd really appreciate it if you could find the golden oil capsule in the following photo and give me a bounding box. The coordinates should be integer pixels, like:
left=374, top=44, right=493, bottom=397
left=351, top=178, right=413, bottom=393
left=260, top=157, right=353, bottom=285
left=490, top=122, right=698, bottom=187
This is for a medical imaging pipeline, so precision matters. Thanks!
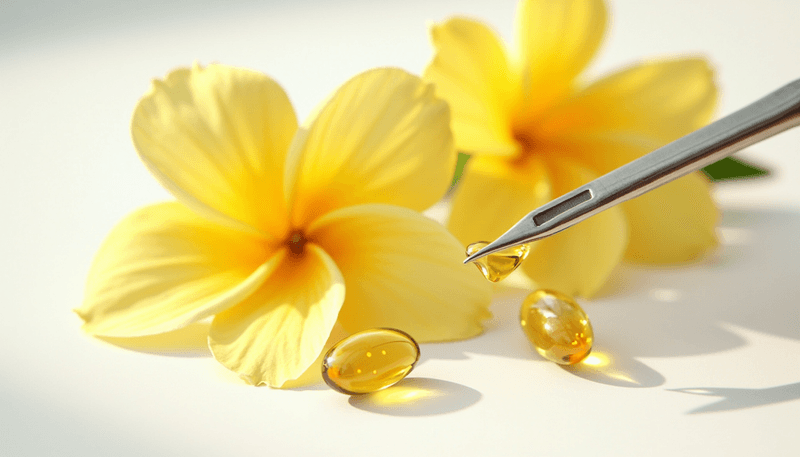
left=321, top=328, right=420, bottom=395
left=519, top=289, right=593, bottom=365
left=466, top=241, right=530, bottom=283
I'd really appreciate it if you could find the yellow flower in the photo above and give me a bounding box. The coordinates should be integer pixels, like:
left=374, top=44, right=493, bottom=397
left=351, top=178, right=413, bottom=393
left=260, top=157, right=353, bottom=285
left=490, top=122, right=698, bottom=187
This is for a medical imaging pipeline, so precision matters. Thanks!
left=424, top=0, right=719, bottom=297
left=76, top=64, right=491, bottom=387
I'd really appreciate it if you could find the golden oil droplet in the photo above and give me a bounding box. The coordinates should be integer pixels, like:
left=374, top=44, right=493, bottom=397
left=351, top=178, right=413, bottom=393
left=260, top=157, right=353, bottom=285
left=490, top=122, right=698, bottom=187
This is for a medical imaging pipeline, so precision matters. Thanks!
left=519, top=289, right=593, bottom=365
left=466, top=241, right=530, bottom=283
left=321, top=328, right=420, bottom=395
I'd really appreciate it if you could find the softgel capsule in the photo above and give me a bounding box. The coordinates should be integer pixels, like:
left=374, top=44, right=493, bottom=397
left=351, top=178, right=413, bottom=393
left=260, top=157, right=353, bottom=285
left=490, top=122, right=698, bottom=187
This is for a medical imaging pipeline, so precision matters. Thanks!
left=520, top=289, right=593, bottom=365
left=322, top=328, right=420, bottom=395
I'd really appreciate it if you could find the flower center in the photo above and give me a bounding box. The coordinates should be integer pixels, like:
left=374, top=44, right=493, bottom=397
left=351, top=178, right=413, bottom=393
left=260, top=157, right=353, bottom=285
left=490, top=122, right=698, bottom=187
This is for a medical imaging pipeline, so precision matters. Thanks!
left=513, top=131, right=536, bottom=152
left=286, top=230, right=308, bottom=256
left=511, top=130, right=538, bottom=168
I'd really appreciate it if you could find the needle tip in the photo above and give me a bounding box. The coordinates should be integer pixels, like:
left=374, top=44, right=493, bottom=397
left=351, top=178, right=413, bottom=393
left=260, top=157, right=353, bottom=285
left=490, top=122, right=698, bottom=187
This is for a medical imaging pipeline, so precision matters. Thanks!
left=461, top=211, right=541, bottom=265
left=463, top=253, right=480, bottom=264
left=462, top=238, right=511, bottom=264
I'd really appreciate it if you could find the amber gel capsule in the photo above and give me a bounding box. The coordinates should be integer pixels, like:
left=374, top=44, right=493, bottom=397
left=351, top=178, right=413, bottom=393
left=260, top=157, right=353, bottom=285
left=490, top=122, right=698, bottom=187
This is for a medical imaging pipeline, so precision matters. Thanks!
left=466, top=241, right=530, bottom=283
left=322, top=328, right=420, bottom=395
left=520, top=289, right=593, bottom=365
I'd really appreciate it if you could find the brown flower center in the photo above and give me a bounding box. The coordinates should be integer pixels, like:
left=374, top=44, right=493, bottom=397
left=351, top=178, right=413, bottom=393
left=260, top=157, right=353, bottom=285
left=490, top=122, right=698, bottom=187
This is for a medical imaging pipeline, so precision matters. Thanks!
left=510, top=130, right=538, bottom=168
left=286, top=230, right=308, bottom=256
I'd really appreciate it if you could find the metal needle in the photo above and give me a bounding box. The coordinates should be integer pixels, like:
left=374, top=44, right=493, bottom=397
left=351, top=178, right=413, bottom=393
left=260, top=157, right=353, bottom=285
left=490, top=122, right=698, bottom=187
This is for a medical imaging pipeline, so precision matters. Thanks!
left=465, top=78, right=800, bottom=264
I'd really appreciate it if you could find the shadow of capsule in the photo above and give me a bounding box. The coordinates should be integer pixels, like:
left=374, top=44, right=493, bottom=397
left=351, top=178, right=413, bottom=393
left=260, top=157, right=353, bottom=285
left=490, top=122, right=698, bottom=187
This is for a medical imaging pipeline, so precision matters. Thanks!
left=348, top=377, right=482, bottom=416
left=560, top=347, right=665, bottom=388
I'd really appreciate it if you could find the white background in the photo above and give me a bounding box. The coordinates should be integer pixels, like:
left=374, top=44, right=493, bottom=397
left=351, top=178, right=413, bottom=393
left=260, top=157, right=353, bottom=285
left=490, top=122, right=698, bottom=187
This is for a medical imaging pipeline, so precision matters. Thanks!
left=2, top=0, right=799, bottom=455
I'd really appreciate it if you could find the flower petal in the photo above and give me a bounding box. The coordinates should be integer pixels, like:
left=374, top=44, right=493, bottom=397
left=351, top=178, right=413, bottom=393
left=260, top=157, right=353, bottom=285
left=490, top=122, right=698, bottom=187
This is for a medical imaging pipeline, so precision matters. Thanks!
left=539, top=58, right=717, bottom=144
left=622, top=172, right=719, bottom=263
left=208, top=244, right=345, bottom=387
left=514, top=0, right=607, bottom=123
left=285, top=68, right=455, bottom=228
left=98, top=322, right=211, bottom=356
left=132, top=63, right=297, bottom=240
left=545, top=132, right=662, bottom=177
left=308, top=204, right=492, bottom=342
left=447, top=155, right=552, bottom=247
left=77, top=202, right=281, bottom=337
left=423, top=18, right=519, bottom=156
left=520, top=159, right=628, bottom=298
left=280, top=323, right=350, bottom=389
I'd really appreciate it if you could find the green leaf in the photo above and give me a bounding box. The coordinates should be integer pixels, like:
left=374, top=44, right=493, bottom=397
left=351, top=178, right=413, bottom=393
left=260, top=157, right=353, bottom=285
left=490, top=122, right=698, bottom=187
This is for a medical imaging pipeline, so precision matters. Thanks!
left=450, top=152, right=471, bottom=189
left=701, top=156, right=770, bottom=182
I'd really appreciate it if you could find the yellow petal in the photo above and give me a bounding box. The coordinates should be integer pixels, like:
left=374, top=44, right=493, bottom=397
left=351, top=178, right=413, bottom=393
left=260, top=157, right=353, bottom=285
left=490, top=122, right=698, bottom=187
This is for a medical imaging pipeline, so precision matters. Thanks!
left=280, top=323, right=350, bottom=389
left=77, top=202, right=281, bottom=337
left=423, top=18, right=519, bottom=156
left=308, top=204, right=492, bottom=342
left=623, top=172, right=718, bottom=263
left=209, top=244, right=345, bottom=387
left=132, top=63, right=297, bottom=240
left=545, top=132, right=662, bottom=177
left=539, top=58, right=717, bottom=144
left=97, top=322, right=211, bottom=355
left=520, top=159, right=628, bottom=298
left=514, top=0, right=607, bottom=124
left=447, top=155, right=552, bottom=247
left=285, top=68, right=455, bottom=228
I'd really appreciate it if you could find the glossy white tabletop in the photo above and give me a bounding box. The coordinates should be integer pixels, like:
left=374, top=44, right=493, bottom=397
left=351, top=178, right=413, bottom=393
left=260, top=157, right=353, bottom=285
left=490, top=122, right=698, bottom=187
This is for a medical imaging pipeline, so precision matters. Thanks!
left=2, top=1, right=799, bottom=455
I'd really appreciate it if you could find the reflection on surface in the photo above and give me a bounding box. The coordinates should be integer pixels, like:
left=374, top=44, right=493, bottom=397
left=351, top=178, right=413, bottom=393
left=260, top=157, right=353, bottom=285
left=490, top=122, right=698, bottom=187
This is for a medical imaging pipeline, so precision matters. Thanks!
left=581, top=352, right=610, bottom=367
left=718, top=226, right=753, bottom=246
left=648, top=288, right=681, bottom=303
left=670, top=382, right=800, bottom=414
left=96, top=322, right=211, bottom=357
left=348, top=378, right=481, bottom=416
left=561, top=348, right=665, bottom=388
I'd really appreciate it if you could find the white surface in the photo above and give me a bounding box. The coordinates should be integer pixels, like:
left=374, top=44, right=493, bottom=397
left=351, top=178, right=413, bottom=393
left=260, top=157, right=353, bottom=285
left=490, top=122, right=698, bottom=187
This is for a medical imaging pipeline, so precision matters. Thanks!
left=2, top=0, right=799, bottom=455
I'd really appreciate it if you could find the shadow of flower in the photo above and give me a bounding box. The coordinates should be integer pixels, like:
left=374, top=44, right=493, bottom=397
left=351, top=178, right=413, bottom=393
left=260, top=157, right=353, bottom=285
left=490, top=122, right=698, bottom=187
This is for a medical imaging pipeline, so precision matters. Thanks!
left=669, top=381, right=800, bottom=414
